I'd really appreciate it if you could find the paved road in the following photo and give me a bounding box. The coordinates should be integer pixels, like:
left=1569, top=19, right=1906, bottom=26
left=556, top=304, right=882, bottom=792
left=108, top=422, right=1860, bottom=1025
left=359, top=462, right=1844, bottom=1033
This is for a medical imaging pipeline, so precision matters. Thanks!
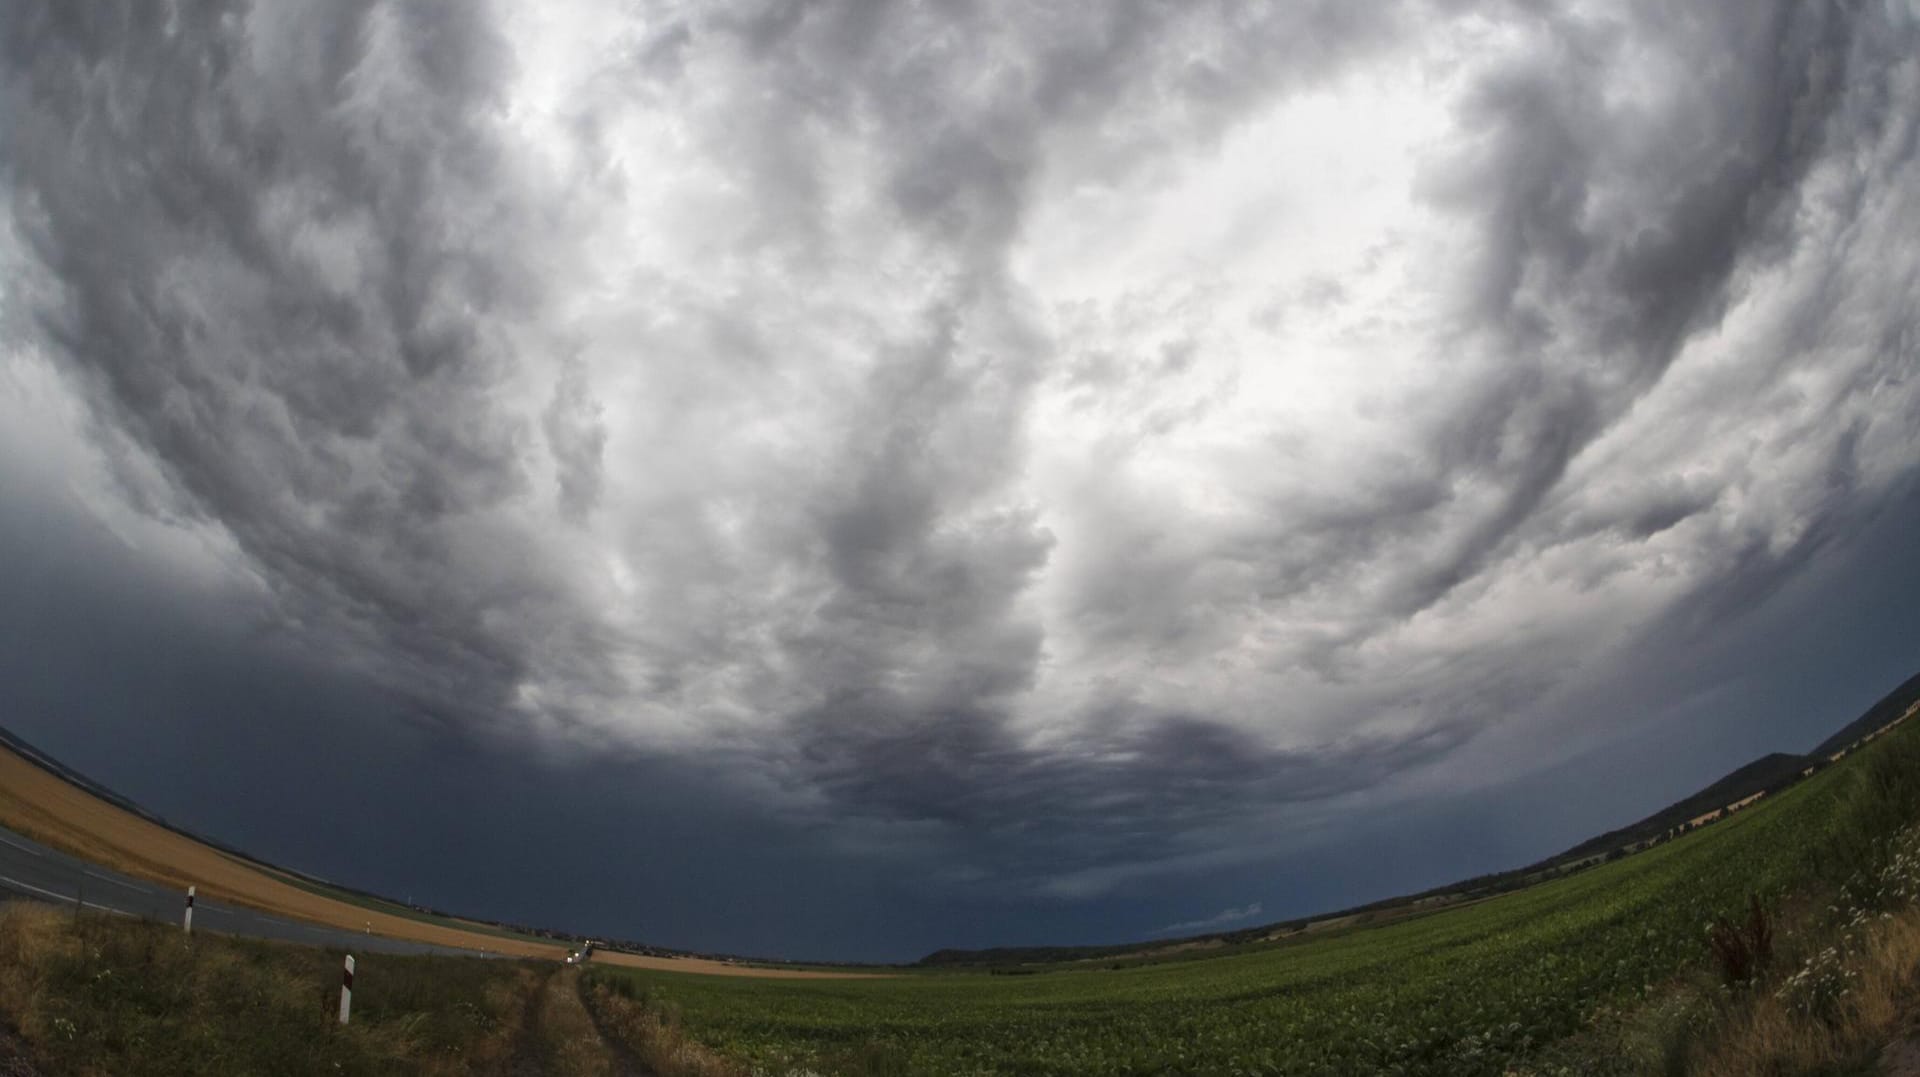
left=0, top=823, right=501, bottom=958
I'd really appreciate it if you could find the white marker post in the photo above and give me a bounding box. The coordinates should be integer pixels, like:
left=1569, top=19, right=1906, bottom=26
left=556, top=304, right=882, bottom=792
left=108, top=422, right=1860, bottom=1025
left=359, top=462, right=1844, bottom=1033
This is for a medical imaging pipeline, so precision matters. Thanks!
left=338, top=955, right=354, bottom=1025
left=182, top=886, right=195, bottom=934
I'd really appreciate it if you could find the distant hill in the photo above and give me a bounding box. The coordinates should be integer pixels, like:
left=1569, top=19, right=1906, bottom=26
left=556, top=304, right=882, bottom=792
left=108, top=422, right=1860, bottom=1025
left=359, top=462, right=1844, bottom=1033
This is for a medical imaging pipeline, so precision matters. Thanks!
left=1807, top=669, right=1920, bottom=760
left=1554, top=751, right=1811, bottom=862
left=1561, top=669, right=1920, bottom=863
left=918, top=666, right=1920, bottom=967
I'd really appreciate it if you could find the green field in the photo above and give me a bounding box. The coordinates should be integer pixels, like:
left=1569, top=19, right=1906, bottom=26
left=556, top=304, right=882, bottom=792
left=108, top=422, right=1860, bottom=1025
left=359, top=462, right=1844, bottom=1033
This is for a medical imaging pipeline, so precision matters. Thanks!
left=588, top=720, right=1920, bottom=1076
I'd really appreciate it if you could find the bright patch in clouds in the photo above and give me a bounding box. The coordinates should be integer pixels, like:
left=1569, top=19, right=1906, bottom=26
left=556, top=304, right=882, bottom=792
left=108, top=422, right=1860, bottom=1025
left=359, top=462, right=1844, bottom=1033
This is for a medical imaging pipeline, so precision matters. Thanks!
left=1160, top=902, right=1266, bottom=936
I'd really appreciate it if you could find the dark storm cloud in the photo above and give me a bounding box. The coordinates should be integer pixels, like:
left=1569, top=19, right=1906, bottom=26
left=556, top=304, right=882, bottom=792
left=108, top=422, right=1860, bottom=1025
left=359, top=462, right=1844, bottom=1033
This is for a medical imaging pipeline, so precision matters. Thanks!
left=782, top=704, right=1473, bottom=890
left=683, top=0, right=1409, bottom=258
left=2, top=0, right=622, bottom=734
left=1188, top=2, right=1860, bottom=638
left=3, top=0, right=1918, bottom=912
left=1391, top=3, right=1860, bottom=612
left=543, top=357, right=608, bottom=522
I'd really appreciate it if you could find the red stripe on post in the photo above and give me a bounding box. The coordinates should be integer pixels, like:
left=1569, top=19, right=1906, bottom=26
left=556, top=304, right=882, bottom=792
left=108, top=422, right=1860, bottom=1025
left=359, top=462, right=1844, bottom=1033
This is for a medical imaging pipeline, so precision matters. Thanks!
left=339, top=955, right=355, bottom=1025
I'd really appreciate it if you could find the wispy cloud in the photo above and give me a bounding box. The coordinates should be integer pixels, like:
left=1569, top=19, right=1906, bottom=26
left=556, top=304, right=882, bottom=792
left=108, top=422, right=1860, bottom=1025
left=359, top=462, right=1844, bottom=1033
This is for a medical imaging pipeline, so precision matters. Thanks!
left=1159, top=903, right=1267, bottom=936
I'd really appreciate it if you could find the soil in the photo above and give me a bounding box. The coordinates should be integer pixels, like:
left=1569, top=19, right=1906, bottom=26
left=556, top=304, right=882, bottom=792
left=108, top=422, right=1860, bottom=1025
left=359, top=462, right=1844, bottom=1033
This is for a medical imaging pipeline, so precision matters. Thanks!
left=575, top=977, right=649, bottom=1077
left=1886, top=1035, right=1920, bottom=1077
left=511, top=968, right=558, bottom=1077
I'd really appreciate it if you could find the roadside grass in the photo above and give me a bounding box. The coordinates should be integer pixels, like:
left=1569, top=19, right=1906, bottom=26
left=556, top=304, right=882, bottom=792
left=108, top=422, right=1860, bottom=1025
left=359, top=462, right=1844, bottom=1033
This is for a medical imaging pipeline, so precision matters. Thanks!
left=1693, top=905, right=1920, bottom=1076
left=1499, top=714, right=1920, bottom=1076
left=0, top=902, right=541, bottom=1076
left=1646, top=726, right=1920, bottom=1076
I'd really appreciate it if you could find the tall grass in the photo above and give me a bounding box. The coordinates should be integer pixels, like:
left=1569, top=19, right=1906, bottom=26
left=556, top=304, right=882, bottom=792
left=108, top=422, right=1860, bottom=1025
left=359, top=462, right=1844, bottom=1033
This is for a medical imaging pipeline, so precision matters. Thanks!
left=581, top=970, right=746, bottom=1077
left=1527, top=717, right=1920, bottom=1076
left=1813, top=718, right=1920, bottom=881
left=0, top=903, right=539, bottom=1076
left=1684, top=729, right=1920, bottom=1076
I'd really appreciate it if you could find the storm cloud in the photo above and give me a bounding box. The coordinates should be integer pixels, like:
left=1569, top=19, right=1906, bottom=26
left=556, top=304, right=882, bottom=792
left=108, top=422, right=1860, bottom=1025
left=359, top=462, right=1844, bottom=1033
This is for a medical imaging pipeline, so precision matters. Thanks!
left=3, top=0, right=1918, bottom=931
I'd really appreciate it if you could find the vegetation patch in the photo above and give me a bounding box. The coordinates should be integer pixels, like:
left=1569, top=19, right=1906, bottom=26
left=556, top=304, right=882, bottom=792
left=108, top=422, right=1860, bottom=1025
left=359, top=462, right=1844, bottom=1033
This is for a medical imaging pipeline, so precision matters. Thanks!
left=582, top=718, right=1920, bottom=1076
left=0, top=904, right=540, bottom=1076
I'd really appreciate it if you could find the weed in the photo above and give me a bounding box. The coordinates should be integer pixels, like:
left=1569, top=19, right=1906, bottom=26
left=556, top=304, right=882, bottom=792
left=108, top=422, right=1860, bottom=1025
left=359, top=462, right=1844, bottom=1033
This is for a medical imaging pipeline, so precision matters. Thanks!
left=1707, top=894, right=1774, bottom=985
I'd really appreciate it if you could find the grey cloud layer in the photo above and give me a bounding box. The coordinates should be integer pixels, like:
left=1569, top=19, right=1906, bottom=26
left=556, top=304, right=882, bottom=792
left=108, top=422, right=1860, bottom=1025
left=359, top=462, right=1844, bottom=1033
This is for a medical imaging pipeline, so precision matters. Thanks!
left=4, top=0, right=597, bottom=731
left=4, top=0, right=1917, bottom=894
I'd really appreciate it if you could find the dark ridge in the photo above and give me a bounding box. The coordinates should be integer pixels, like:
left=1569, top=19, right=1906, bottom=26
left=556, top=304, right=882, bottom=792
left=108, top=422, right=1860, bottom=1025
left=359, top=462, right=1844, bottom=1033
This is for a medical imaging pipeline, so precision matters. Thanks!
left=1806, top=669, right=1920, bottom=760
left=1552, top=752, right=1811, bottom=863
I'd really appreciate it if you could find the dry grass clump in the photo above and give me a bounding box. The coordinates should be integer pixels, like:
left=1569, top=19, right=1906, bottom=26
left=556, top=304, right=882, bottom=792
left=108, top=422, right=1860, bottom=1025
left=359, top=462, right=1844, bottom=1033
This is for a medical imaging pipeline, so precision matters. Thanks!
left=535, top=969, right=619, bottom=1077
left=1689, top=910, right=1920, bottom=1075
left=1706, top=894, right=1775, bottom=985
left=1534, top=821, right=1920, bottom=1077
left=582, top=973, right=748, bottom=1077
left=0, top=904, right=65, bottom=1030
left=1690, top=828, right=1920, bottom=1077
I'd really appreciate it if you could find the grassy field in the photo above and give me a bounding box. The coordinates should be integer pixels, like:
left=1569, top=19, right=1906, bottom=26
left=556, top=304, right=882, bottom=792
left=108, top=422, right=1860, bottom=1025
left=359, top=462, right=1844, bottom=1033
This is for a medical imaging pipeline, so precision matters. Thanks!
left=582, top=718, right=1920, bottom=1076
left=0, top=902, right=547, bottom=1076
left=8, top=714, right=1920, bottom=1074
left=0, top=902, right=733, bottom=1076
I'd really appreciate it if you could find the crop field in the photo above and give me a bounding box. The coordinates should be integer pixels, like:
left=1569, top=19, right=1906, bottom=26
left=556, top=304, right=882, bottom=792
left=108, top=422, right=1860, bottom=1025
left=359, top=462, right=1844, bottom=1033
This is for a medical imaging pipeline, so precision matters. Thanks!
left=587, top=720, right=1920, bottom=1076
left=0, top=743, right=567, bottom=960
left=0, top=739, right=873, bottom=979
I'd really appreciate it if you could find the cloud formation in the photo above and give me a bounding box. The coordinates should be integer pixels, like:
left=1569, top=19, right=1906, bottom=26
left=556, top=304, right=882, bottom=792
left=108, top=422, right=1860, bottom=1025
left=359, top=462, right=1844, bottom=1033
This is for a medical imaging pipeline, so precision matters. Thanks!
left=1159, top=902, right=1264, bottom=936
left=3, top=0, right=1918, bottom=901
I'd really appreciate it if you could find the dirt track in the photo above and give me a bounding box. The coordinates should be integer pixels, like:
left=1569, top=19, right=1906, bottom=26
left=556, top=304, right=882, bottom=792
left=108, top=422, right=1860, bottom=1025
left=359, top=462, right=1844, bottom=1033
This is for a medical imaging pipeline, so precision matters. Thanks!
left=0, top=743, right=887, bottom=978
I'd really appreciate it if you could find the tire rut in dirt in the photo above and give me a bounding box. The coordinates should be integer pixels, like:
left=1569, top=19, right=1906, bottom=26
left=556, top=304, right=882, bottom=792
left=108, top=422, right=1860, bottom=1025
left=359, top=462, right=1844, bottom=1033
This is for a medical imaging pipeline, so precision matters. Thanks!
left=576, top=973, right=653, bottom=1077
left=510, top=966, right=559, bottom=1077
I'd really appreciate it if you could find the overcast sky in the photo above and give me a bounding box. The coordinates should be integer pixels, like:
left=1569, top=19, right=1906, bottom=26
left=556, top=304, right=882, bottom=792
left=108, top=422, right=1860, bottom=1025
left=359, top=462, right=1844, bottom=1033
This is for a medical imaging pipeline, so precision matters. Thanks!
left=2, top=0, right=1918, bottom=961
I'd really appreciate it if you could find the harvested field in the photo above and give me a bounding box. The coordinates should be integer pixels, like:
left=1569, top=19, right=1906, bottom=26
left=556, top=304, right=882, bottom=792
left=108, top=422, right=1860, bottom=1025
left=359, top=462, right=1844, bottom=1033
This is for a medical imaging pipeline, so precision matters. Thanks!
left=0, top=744, right=882, bottom=979
left=0, top=744, right=561, bottom=959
